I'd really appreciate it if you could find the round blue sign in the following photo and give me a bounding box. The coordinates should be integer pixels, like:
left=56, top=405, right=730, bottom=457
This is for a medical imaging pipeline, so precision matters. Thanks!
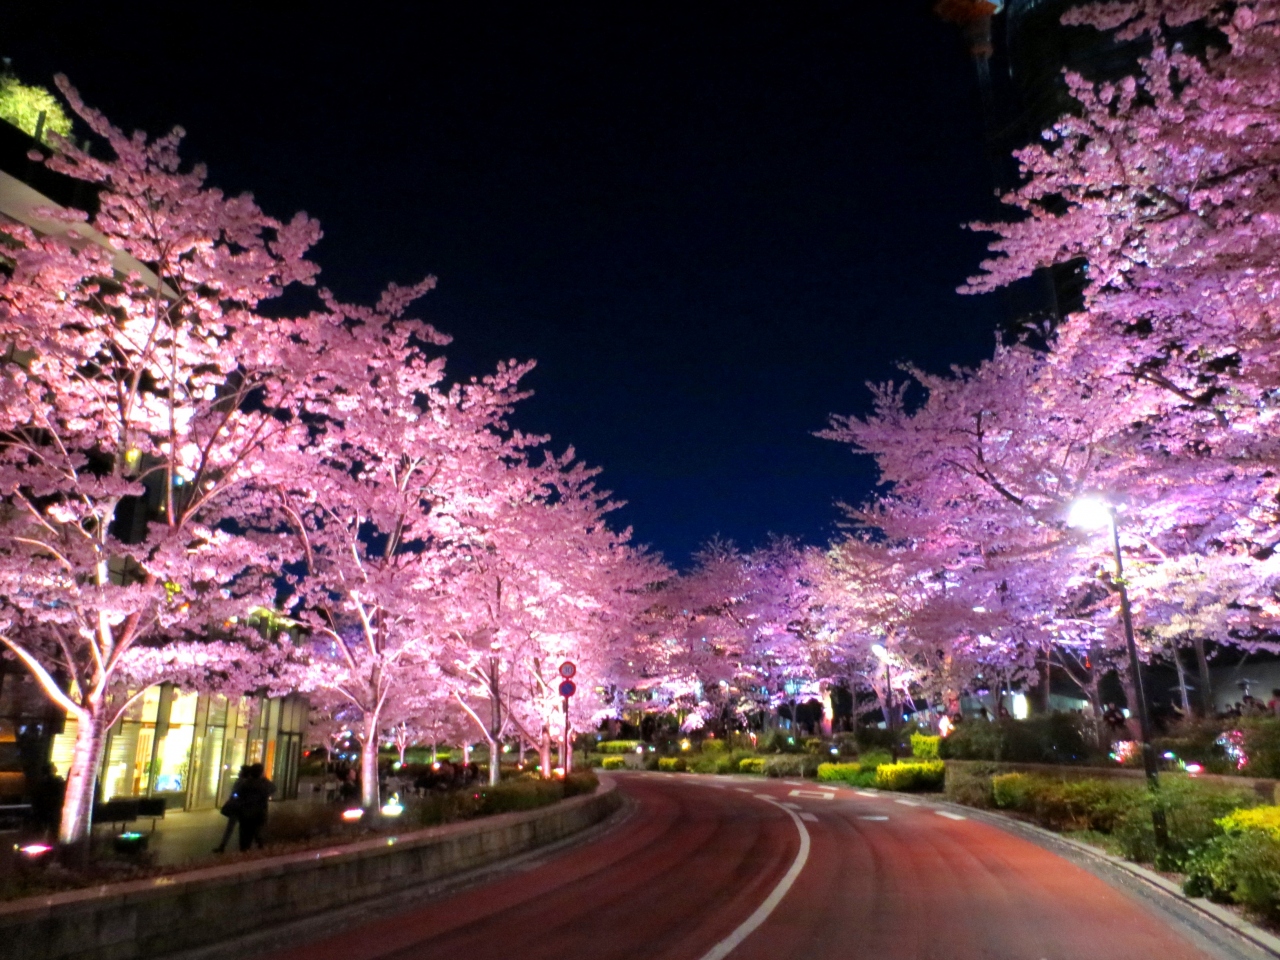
left=558, top=679, right=577, bottom=698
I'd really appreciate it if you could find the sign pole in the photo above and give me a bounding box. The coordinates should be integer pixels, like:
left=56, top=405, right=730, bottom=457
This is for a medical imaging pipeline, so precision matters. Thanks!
left=558, top=661, right=576, bottom=776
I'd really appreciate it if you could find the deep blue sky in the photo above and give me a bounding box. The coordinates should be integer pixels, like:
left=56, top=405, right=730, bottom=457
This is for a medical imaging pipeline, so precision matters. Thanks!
left=9, top=2, right=1004, bottom=567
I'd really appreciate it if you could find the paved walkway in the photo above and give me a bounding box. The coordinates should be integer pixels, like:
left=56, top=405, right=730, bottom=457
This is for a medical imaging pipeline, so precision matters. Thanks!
left=97, top=799, right=325, bottom=867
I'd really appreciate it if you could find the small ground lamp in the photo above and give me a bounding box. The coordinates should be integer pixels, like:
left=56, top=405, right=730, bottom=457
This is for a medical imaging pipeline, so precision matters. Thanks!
left=1069, top=495, right=1169, bottom=846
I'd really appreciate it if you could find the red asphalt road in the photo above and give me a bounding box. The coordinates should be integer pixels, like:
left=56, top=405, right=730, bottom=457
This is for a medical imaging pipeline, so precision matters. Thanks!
left=260, top=774, right=1217, bottom=960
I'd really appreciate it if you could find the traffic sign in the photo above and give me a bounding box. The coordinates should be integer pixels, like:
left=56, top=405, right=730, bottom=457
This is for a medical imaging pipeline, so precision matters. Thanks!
left=559, top=661, right=576, bottom=679
left=558, top=679, right=577, bottom=698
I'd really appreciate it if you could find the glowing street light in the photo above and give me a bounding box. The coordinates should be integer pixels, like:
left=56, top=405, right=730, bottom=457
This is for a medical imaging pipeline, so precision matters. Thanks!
left=1069, top=495, right=1168, bottom=847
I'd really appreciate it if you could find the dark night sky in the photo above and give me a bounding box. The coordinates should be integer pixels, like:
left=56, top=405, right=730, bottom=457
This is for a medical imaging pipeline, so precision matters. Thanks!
left=8, top=2, right=1004, bottom=567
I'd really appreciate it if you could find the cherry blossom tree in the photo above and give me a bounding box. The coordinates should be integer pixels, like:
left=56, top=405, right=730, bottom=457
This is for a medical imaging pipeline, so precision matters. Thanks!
left=0, top=80, right=321, bottom=844
left=272, top=281, right=539, bottom=807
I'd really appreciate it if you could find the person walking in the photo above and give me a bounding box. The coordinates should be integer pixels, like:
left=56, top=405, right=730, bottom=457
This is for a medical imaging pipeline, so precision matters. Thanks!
left=213, top=765, right=251, bottom=854
left=237, top=763, right=276, bottom=852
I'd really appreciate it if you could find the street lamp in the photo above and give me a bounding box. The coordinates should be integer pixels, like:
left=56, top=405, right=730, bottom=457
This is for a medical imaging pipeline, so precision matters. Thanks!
left=1069, top=496, right=1168, bottom=847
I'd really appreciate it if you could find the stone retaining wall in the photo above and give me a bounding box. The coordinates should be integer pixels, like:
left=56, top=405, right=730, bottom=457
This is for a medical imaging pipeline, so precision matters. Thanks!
left=1, top=780, right=621, bottom=960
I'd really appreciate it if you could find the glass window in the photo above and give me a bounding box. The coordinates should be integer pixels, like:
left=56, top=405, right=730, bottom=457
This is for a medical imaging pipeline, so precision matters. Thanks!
left=151, top=691, right=197, bottom=795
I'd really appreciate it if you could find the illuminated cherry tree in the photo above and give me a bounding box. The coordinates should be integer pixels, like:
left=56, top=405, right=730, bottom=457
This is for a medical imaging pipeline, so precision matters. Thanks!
left=0, top=80, right=321, bottom=844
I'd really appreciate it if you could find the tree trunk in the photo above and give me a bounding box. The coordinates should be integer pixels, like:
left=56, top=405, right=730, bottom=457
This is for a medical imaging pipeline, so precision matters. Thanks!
left=540, top=725, right=552, bottom=779
left=59, top=708, right=107, bottom=846
left=1171, top=642, right=1192, bottom=719
left=819, top=682, right=834, bottom=737
left=360, top=713, right=381, bottom=809
left=487, top=735, right=500, bottom=786
left=430, top=741, right=438, bottom=764
left=1193, top=636, right=1213, bottom=717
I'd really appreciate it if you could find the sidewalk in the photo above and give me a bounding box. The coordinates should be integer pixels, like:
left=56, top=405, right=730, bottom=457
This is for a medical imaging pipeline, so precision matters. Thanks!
left=96, top=799, right=322, bottom=867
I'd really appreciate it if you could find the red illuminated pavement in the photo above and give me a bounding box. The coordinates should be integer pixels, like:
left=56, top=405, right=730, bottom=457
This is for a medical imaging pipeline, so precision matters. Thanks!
left=259, top=774, right=1230, bottom=960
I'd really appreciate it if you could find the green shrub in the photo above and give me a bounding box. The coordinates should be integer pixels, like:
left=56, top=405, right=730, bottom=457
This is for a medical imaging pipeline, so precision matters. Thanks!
left=944, top=762, right=999, bottom=807
left=601, top=756, right=626, bottom=770
left=911, top=733, right=941, bottom=760
left=875, top=761, right=945, bottom=792
left=802, top=737, right=827, bottom=755
left=760, top=731, right=801, bottom=754
left=1185, top=828, right=1280, bottom=919
left=1219, top=806, right=1280, bottom=839
left=764, top=755, right=820, bottom=778
left=991, top=772, right=1032, bottom=809
left=658, top=757, right=687, bottom=772
left=817, top=762, right=861, bottom=784
left=564, top=771, right=599, bottom=796
left=939, top=715, right=1095, bottom=764
left=701, top=738, right=727, bottom=755
left=714, top=756, right=736, bottom=774
left=644, top=755, right=660, bottom=771
left=739, top=757, right=766, bottom=774
left=1240, top=718, right=1280, bottom=779
left=1114, top=777, right=1259, bottom=868
left=690, top=754, right=721, bottom=774
left=598, top=740, right=642, bottom=754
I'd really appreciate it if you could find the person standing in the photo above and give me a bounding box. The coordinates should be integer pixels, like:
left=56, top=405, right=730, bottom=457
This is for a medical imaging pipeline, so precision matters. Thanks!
left=237, top=763, right=276, bottom=852
left=213, top=765, right=251, bottom=854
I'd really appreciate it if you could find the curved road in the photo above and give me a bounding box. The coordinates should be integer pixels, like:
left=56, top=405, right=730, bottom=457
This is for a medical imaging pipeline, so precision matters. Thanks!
left=260, top=773, right=1252, bottom=960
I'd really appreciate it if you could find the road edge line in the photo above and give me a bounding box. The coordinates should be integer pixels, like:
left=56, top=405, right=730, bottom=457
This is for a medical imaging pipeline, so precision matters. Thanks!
left=695, top=798, right=811, bottom=960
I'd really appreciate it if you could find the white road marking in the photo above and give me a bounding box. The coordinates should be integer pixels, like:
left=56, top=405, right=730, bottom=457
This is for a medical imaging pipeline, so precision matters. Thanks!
left=736, top=787, right=754, bottom=793
left=936, top=811, right=966, bottom=821
left=788, top=789, right=835, bottom=800
left=855, top=790, right=878, bottom=797
left=696, top=797, right=811, bottom=960
left=859, top=815, right=889, bottom=821
left=894, top=798, right=920, bottom=807
left=780, top=802, right=802, bottom=810
left=754, top=793, right=774, bottom=800
left=800, top=812, right=819, bottom=823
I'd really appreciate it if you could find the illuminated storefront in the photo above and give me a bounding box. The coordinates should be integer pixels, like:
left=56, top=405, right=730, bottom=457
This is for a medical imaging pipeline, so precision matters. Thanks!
left=49, top=685, right=306, bottom=809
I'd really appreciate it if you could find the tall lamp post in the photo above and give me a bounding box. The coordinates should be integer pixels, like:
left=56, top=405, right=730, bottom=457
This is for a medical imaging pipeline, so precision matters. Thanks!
left=1069, top=497, right=1168, bottom=848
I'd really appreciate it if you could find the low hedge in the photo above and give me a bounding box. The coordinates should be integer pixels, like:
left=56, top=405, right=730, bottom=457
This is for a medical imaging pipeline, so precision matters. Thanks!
left=875, top=761, right=945, bottom=792
left=598, top=740, right=643, bottom=754
left=764, top=755, right=821, bottom=778
left=658, top=757, right=687, bottom=772
left=982, top=770, right=1258, bottom=868
left=911, top=733, right=941, bottom=760
left=739, top=757, right=766, bottom=774
left=601, top=756, right=626, bottom=770
left=816, top=756, right=887, bottom=788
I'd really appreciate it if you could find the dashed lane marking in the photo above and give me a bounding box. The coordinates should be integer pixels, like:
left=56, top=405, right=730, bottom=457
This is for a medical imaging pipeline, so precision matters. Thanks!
left=800, top=812, right=819, bottom=823
left=780, top=802, right=802, bottom=810
left=894, top=799, right=920, bottom=807
left=736, top=788, right=754, bottom=793
left=936, top=811, right=966, bottom=821
left=754, top=793, right=775, bottom=800
left=859, top=815, right=889, bottom=821
left=788, top=789, right=835, bottom=800
left=855, top=790, right=878, bottom=797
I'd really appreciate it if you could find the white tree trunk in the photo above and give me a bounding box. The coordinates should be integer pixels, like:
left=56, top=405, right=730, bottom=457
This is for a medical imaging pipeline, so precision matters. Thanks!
left=820, top=682, right=834, bottom=737
left=361, top=713, right=381, bottom=809
left=540, top=725, right=552, bottom=779
left=59, top=709, right=107, bottom=846
left=487, top=736, right=500, bottom=786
